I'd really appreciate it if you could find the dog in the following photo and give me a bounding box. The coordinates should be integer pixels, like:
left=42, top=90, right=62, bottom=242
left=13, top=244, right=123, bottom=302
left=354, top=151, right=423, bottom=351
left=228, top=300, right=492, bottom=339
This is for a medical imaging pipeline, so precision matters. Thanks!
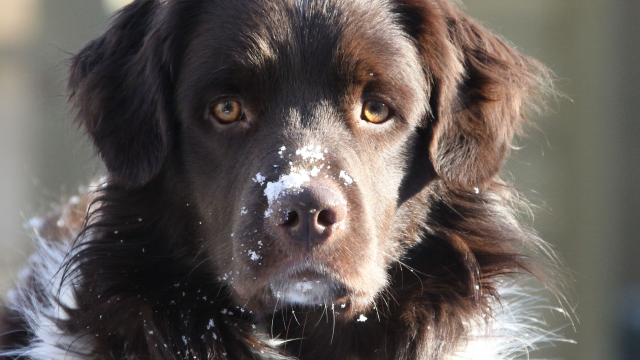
left=0, top=0, right=568, bottom=359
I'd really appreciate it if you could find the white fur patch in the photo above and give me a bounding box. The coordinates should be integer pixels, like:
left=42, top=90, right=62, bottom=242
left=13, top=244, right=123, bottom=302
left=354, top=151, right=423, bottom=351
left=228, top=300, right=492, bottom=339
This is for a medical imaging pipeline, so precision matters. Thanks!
left=446, top=285, right=573, bottom=360
left=1, top=228, right=94, bottom=360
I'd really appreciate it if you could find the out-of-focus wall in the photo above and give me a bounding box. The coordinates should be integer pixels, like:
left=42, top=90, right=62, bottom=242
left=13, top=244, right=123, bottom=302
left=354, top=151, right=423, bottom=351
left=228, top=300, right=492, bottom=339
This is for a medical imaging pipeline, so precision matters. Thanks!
left=1, top=1, right=638, bottom=359
left=0, top=0, right=112, bottom=291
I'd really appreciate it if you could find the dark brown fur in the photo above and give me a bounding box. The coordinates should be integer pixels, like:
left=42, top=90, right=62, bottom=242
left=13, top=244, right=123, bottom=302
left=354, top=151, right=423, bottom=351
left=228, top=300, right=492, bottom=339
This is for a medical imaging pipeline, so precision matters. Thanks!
left=0, top=1, right=562, bottom=359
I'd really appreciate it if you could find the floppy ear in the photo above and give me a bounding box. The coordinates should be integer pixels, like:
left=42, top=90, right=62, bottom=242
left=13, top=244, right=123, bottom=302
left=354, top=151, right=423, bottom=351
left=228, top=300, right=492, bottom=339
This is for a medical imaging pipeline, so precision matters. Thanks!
left=68, top=0, right=174, bottom=188
left=399, top=1, right=551, bottom=189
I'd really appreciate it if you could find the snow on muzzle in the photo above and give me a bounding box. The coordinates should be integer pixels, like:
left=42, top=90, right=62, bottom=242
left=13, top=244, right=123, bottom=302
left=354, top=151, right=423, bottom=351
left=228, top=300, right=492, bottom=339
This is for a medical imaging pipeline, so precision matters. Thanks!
left=253, top=145, right=353, bottom=247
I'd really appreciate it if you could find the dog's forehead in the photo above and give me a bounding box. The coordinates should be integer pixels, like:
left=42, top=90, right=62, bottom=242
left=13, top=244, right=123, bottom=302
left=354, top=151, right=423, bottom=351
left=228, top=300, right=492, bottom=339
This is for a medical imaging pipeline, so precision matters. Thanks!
left=180, top=0, right=426, bottom=103
left=192, top=0, right=404, bottom=53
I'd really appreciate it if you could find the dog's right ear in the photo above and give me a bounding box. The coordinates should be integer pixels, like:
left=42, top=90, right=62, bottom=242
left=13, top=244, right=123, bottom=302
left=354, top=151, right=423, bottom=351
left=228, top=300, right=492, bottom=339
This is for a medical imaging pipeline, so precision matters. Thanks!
left=68, top=0, right=174, bottom=188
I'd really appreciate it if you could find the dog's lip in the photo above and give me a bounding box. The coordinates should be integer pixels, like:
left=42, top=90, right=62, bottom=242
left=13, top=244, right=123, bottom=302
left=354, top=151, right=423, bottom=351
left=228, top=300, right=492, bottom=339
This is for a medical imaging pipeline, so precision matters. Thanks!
left=272, top=266, right=335, bottom=286
left=279, top=269, right=333, bottom=282
left=267, top=268, right=349, bottom=304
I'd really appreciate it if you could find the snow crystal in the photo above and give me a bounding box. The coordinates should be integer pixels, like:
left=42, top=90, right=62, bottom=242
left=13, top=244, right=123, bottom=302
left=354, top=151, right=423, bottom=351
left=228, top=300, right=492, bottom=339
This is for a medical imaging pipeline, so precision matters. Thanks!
left=310, top=165, right=323, bottom=177
left=263, top=170, right=311, bottom=206
left=294, top=281, right=314, bottom=293
left=247, top=250, right=261, bottom=261
left=357, top=314, right=367, bottom=322
left=207, top=319, right=215, bottom=329
left=295, top=145, right=325, bottom=161
left=339, top=170, right=354, bottom=185
left=252, top=173, right=266, bottom=185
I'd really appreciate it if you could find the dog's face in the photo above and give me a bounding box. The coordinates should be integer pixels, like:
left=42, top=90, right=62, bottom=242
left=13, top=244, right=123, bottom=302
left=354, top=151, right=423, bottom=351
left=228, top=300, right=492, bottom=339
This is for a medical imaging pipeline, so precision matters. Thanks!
left=176, top=0, right=428, bottom=312
left=69, top=0, right=544, bottom=318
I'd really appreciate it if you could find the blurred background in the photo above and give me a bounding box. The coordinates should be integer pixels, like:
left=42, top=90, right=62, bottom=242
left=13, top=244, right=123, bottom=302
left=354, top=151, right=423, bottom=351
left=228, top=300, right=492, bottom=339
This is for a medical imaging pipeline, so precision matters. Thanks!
left=0, top=0, right=638, bottom=359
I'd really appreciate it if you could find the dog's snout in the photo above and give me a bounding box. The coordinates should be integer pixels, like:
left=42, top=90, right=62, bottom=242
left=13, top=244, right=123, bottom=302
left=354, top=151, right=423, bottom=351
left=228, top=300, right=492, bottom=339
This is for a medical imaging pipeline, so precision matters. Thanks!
left=273, top=184, right=347, bottom=246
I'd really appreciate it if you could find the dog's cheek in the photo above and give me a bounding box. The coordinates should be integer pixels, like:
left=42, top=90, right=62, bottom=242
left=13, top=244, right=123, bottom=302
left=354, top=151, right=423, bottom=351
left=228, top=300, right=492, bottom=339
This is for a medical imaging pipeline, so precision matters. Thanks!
left=178, top=137, right=248, bottom=273
left=346, top=138, right=420, bottom=291
left=358, top=145, right=410, bottom=235
left=333, top=160, right=407, bottom=299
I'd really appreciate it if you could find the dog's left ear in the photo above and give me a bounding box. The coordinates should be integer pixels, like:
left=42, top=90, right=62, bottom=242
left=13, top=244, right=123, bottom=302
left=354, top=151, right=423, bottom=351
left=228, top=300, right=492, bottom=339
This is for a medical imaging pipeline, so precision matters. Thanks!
left=400, top=1, right=551, bottom=189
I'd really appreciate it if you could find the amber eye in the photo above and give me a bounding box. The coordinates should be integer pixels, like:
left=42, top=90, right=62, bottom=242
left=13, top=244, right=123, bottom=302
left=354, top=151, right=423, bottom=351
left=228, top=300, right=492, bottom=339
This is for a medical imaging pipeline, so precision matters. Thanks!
left=208, top=100, right=243, bottom=123
left=361, top=100, right=391, bottom=123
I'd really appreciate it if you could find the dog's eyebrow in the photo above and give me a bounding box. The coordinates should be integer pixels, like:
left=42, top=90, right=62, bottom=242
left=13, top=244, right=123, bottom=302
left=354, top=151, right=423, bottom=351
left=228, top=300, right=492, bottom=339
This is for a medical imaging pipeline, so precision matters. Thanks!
left=179, top=0, right=427, bottom=118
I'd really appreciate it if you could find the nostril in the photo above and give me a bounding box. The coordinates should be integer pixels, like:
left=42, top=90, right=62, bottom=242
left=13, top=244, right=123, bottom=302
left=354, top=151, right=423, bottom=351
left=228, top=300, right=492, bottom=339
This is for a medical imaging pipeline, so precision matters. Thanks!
left=317, top=206, right=346, bottom=227
left=317, top=209, right=335, bottom=227
left=282, top=211, right=299, bottom=228
left=268, top=182, right=347, bottom=246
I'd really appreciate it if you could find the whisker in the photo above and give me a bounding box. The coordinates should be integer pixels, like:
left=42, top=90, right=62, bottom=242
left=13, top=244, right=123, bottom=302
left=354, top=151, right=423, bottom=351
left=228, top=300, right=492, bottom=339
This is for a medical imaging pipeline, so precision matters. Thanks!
left=271, top=295, right=280, bottom=339
left=330, top=303, right=336, bottom=345
left=298, top=312, right=308, bottom=359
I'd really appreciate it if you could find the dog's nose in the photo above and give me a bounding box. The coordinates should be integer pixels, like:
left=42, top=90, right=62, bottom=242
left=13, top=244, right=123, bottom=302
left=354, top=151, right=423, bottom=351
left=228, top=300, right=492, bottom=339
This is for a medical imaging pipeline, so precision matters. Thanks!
left=272, top=184, right=347, bottom=246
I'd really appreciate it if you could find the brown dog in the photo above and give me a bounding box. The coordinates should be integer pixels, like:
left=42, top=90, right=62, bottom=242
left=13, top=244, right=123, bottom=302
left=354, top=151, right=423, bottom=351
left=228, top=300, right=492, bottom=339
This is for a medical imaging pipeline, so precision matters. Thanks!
left=0, top=0, right=567, bottom=359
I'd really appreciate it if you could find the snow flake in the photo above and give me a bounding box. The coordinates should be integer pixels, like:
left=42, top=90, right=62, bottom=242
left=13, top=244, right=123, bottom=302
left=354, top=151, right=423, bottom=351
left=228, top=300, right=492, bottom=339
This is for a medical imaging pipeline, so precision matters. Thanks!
left=339, top=170, right=354, bottom=185
left=248, top=250, right=261, bottom=261
left=253, top=173, right=266, bottom=185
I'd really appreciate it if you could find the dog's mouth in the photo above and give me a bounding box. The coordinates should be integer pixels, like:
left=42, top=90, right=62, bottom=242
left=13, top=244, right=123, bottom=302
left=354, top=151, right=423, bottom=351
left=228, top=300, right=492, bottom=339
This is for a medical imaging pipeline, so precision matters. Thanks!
left=269, top=276, right=347, bottom=306
left=265, top=268, right=348, bottom=307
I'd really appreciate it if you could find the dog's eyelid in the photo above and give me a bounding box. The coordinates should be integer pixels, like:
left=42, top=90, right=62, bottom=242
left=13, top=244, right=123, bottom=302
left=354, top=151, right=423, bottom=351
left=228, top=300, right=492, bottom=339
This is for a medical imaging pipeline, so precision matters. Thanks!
left=361, top=90, right=400, bottom=110
left=208, top=94, right=243, bottom=104
left=360, top=81, right=397, bottom=102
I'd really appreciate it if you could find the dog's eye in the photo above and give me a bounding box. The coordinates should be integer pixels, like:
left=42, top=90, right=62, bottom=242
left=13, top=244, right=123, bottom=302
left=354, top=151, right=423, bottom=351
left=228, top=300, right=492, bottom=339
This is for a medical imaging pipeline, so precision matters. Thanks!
left=209, top=100, right=243, bottom=124
left=361, top=101, right=391, bottom=123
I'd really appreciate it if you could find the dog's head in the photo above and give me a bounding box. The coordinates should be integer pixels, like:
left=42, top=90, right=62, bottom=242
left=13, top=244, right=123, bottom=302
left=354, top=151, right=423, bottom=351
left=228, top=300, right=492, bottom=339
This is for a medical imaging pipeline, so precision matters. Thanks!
left=69, top=0, right=548, bottom=316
